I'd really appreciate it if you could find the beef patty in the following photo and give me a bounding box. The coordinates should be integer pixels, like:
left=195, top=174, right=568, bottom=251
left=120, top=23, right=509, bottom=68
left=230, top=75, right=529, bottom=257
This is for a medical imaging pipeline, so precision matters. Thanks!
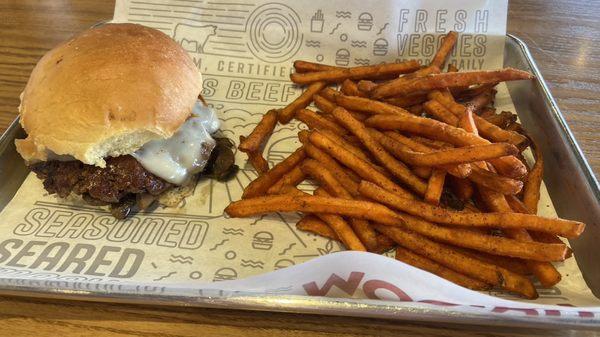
left=31, top=155, right=172, bottom=204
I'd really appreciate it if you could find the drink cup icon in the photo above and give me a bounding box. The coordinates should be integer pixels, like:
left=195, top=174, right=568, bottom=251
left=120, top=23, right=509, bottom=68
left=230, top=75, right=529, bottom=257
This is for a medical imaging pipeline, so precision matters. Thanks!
left=311, top=10, right=324, bottom=33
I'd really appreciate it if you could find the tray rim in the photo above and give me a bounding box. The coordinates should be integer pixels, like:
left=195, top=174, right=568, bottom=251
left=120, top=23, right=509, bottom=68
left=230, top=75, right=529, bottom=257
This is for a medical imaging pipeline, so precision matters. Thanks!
left=0, top=34, right=599, bottom=330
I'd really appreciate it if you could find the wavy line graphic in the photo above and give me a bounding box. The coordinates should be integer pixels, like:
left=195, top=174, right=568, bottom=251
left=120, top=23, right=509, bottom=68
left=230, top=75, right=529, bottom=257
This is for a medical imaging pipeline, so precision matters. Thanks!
left=221, top=109, right=264, bottom=116
left=350, top=40, right=367, bottom=48
left=377, top=23, right=389, bottom=35
left=272, top=126, right=299, bottom=134
left=278, top=243, right=296, bottom=255
left=209, top=239, right=229, bottom=250
left=240, top=259, right=264, bottom=268
left=354, top=58, right=370, bottom=65
left=153, top=271, right=177, bottom=281
left=335, top=11, right=351, bottom=18
left=170, top=254, right=193, bottom=262
left=168, top=258, right=192, bottom=265
left=222, top=228, right=244, bottom=235
left=329, top=23, right=341, bottom=35
left=233, top=122, right=259, bottom=129
left=219, top=117, right=245, bottom=122
left=305, top=40, right=320, bottom=48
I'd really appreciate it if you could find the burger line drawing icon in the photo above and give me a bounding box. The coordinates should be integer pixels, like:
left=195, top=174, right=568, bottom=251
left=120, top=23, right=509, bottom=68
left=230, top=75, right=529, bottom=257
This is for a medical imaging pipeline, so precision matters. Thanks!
left=357, top=12, right=374, bottom=31
left=213, top=267, right=238, bottom=281
left=373, top=38, right=389, bottom=56
left=335, top=48, right=350, bottom=66
left=252, top=231, right=274, bottom=250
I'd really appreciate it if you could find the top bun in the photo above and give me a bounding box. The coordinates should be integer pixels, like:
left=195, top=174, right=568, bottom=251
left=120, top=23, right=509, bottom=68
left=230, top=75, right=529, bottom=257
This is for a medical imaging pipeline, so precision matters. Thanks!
left=16, top=23, right=202, bottom=167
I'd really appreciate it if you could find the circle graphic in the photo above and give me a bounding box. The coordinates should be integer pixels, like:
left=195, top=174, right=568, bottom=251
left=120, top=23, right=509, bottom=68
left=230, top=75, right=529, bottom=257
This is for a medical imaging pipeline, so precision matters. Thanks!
left=340, top=33, right=348, bottom=42
left=189, top=271, right=202, bottom=280
left=246, top=3, right=303, bottom=63
left=316, top=54, right=324, bottom=62
left=225, top=250, right=237, bottom=260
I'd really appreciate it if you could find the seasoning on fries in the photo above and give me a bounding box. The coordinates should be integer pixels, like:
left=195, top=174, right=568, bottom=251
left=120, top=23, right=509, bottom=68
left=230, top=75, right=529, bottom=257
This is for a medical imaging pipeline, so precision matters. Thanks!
left=228, top=30, right=586, bottom=298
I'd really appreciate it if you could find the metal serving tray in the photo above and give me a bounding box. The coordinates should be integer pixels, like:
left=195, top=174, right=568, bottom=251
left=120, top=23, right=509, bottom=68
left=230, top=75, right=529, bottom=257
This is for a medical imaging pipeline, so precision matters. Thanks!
left=0, top=35, right=598, bottom=329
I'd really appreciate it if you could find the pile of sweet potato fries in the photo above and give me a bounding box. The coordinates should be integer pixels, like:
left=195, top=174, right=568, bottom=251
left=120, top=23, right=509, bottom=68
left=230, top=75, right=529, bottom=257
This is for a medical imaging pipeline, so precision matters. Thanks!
left=226, top=31, right=585, bottom=299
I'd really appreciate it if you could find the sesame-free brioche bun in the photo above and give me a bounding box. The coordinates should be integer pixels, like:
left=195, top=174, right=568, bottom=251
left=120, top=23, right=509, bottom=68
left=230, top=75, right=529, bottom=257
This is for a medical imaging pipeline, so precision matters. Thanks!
left=15, top=23, right=202, bottom=167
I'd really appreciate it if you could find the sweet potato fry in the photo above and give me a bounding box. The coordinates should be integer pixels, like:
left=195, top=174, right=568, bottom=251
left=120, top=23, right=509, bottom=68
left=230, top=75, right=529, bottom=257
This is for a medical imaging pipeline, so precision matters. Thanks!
left=454, top=247, right=531, bottom=276
left=385, top=94, right=428, bottom=108
left=318, top=87, right=339, bottom=101
left=247, top=151, right=269, bottom=174
left=359, top=181, right=583, bottom=239
left=315, top=93, right=370, bottom=122
left=304, top=142, right=360, bottom=189
left=367, top=66, right=441, bottom=95
left=423, top=100, right=459, bottom=125
left=458, top=105, right=479, bottom=136
left=315, top=187, right=379, bottom=252
left=238, top=109, right=279, bottom=152
left=297, top=215, right=339, bottom=240
left=395, top=246, right=491, bottom=290
left=357, top=80, right=378, bottom=93
left=447, top=176, right=474, bottom=201
left=296, top=109, right=348, bottom=135
left=410, top=135, right=453, bottom=149
left=464, top=89, right=496, bottom=113
left=313, top=94, right=336, bottom=113
left=372, top=68, right=533, bottom=99
left=482, top=110, right=517, bottom=128
left=412, top=166, right=433, bottom=179
left=469, top=165, right=524, bottom=195
left=424, top=169, right=446, bottom=205
left=378, top=131, right=472, bottom=178
left=231, top=193, right=565, bottom=261
left=365, top=114, right=528, bottom=178
left=381, top=140, right=517, bottom=166
left=334, top=93, right=412, bottom=117
left=407, top=104, right=424, bottom=115
left=267, top=165, right=306, bottom=194
left=290, top=60, right=421, bottom=84
left=374, top=234, right=396, bottom=253
left=226, top=194, right=403, bottom=224
left=524, top=140, right=544, bottom=214
left=279, top=81, right=327, bottom=124
left=431, top=31, right=458, bottom=69
left=242, top=146, right=306, bottom=198
left=240, top=135, right=269, bottom=174
left=396, top=212, right=567, bottom=261
left=319, top=128, right=371, bottom=163
left=452, top=82, right=497, bottom=100
left=340, top=79, right=366, bottom=97
left=429, top=90, right=528, bottom=148
left=374, top=224, right=537, bottom=298
left=293, top=60, right=340, bottom=73
left=474, top=115, right=529, bottom=148
left=301, top=159, right=349, bottom=198
left=309, top=130, right=414, bottom=198
left=311, top=189, right=366, bottom=251
left=331, top=107, right=428, bottom=195
left=479, top=188, right=563, bottom=287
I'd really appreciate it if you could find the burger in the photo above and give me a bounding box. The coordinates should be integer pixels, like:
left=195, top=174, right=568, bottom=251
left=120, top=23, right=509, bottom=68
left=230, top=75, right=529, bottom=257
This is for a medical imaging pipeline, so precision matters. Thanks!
left=15, top=23, right=236, bottom=218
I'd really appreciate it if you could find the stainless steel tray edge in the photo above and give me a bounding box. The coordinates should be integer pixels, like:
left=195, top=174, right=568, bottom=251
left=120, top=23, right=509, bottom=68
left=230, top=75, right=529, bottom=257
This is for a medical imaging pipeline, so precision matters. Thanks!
left=504, top=34, right=600, bottom=299
left=0, top=35, right=599, bottom=330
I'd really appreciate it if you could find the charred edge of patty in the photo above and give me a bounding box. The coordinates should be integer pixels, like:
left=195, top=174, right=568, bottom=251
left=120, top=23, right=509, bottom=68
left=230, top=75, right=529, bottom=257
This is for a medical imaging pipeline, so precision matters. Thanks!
left=30, top=137, right=238, bottom=219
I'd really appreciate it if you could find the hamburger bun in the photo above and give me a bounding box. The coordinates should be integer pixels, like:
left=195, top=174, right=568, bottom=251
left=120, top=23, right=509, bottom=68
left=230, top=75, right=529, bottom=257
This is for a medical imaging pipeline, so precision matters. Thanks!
left=16, top=23, right=202, bottom=167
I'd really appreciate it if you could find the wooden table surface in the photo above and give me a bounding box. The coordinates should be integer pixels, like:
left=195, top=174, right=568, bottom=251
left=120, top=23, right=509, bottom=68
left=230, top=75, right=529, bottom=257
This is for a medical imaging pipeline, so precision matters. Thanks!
left=0, top=0, right=599, bottom=336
